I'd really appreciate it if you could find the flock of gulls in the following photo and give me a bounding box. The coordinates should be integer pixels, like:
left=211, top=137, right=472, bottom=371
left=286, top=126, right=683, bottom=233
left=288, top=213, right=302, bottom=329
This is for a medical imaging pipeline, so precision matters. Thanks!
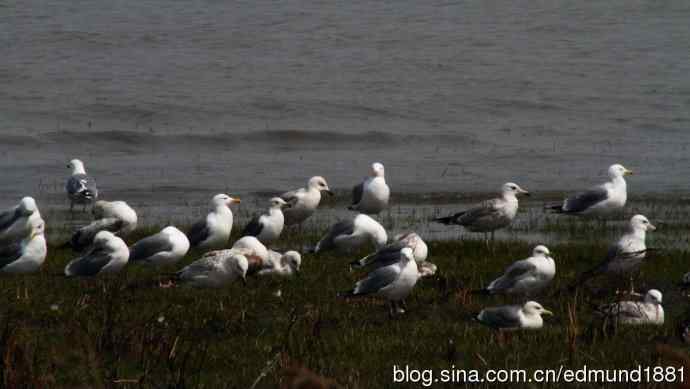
left=0, top=159, right=669, bottom=330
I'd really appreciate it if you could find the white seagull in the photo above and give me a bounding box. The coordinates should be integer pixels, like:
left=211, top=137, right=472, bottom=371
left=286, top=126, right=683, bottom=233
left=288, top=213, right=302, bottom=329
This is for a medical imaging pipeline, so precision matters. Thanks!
left=480, top=245, right=555, bottom=296
left=69, top=200, right=138, bottom=251
left=0, top=219, right=47, bottom=274
left=66, top=159, right=99, bottom=212
left=64, top=231, right=129, bottom=277
left=256, top=250, right=302, bottom=277
left=348, top=162, right=390, bottom=214
left=129, top=226, right=190, bottom=266
left=548, top=164, right=632, bottom=215
left=573, top=214, right=655, bottom=293
left=433, top=182, right=529, bottom=241
left=187, top=194, right=240, bottom=251
left=340, top=247, right=420, bottom=315
left=175, top=250, right=248, bottom=288
left=596, top=289, right=664, bottom=326
left=280, top=176, right=333, bottom=226
left=242, top=197, right=289, bottom=244
left=0, top=197, right=42, bottom=243
left=476, top=301, right=553, bottom=331
left=314, top=214, right=387, bottom=253
left=351, top=232, right=436, bottom=278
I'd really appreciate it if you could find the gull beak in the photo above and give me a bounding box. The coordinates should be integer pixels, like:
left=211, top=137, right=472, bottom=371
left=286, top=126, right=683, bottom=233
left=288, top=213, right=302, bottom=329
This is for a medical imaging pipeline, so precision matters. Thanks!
left=648, top=223, right=657, bottom=231
left=520, top=188, right=530, bottom=196
left=542, top=309, right=554, bottom=316
left=231, top=198, right=241, bottom=204
left=282, top=202, right=291, bottom=209
left=624, top=169, right=633, bottom=176
left=324, top=189, right=334, bottom=196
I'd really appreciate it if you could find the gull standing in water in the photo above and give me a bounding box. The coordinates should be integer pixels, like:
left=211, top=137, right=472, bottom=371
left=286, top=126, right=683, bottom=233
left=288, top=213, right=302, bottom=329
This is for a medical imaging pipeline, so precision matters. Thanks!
left=478, top=245, right=555, bottom=297
left=0, top=219, right=47, bottom=274
left=66, top=159, right=99, bottom=212
left=314, top=214, right=387, bottom=254
left=69, top=200, right=138, bottom=251
left=596, top=289, right=664, bottom=326
left=0, top=197, right=42, bottom=243
left=340, top=247, right=419, bottom=315
left=433, top=182, right=529, bottom=242
left=348, top=162, right=390, bottom=214
left=242, top=197, right=289, bottom=244
left=280, top=176, right=333, bottom=226
left=187, top=194, right=240, bottom=251
left=64, top=231, right=129, bottom=277
left=572, top=215, right=655, bottom=294
left=476, top=301, right=553, bottom=331
left=128, top=226, right=190, bottom=267
left=548, top=164, right=632, bottom=215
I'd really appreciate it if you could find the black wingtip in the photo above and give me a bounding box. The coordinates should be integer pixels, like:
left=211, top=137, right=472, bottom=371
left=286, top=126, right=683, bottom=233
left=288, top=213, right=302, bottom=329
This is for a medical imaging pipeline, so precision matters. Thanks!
left=432, top=216, right=453, bottom=225
left=545, top=204, right=564, bottom=213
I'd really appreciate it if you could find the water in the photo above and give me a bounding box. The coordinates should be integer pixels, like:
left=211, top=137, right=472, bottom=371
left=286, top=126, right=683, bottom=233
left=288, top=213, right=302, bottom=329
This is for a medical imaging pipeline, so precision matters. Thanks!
left=2, top=1, right=690, bottom=224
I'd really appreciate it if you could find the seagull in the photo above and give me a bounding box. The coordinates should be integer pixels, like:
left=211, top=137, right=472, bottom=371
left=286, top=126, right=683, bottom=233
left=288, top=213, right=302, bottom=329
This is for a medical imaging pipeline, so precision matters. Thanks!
left=0, top=197, right=42, bottom=243
left=280, top=176, right=333, bottom=226
left=69, top=200, right=138, bottom=251
left=351, top=232, right=436, bottom=278
left=174, top=250, right=248, bottom=288
left=0, top=219, right=47, bottom=274
left=596, top=289, right=664, bottom=326
left=547, top=164, right=632, bottom=215
left=242, top=197, right=289, bottom=244
left=66, top=159, right=99, bottom=212
left=314, top=214, right=388, bottom=253
left=478, top=245, right=555, bottom=297
left=256, top=250, right=302, bottom=277
left=476, top=301, right=553, bottom=330
left=433, top=182, right=529, bottom=242
left=64, top=231, right=129, bottom=277
left=187, top=194, right=240, bottom=251
left=572, top=214, right=655, bottom=294
left=231, top=236, right=274, bottom=275
left=129, top=226, right=190, bottom=266
left=339, top=247, right=419, bottom=315
left=348, top=162, right=390, bottom=214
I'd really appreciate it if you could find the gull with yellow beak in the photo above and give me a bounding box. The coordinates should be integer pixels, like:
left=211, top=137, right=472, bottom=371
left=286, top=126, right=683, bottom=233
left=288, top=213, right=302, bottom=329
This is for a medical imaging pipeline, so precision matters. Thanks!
left=476, top=301, right=553, bottom=330
left=0, top=218, right=47, bottom=274
left=548, top=163, right=633, bottom=215
left=433, top=182, right=530, bottom=242
left=187, top=194, right=241, bottom=251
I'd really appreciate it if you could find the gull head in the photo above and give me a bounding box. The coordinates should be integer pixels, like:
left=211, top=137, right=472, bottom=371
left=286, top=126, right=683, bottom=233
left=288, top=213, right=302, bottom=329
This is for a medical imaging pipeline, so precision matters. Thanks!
left=308, top=176, right=333, bottom=196
left=67, top=159, right=86, bottom=174
left=400, top=247, right=415, bottom=262
left=630, top=214, right=656, bottom=232
left=502, top=182, right=530, bottom=197
left=370, top=162, right=385, bottom=177
left=532, top=245, right=551, bottom=259
left=19, top=196, right=38, bottom=216
left=282, top=250, right=302, bottom=272
left=644, top=289, right=663, bottom=305
left=269, top=197, right=289, bottom=209
left=31, top=220, right=46, bottom=238
left=523, top=301, right=553, bottom=317
left=229, top=253, right=249, bottom=284
left=212, top=193, right=241, bottom=207
left=93, top=230, right=116, bottom=246
left=608, top=164, right=633, bottom=179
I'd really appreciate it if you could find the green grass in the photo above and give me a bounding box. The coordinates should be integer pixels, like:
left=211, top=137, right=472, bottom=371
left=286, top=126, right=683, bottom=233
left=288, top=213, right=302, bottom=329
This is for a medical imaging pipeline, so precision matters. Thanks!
left=1, top=215, right=689, bottom=388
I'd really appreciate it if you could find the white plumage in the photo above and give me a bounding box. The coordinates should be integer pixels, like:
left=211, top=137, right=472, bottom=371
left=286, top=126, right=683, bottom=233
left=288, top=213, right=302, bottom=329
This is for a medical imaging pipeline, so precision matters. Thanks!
left=348, top=162, right=390, bottom=214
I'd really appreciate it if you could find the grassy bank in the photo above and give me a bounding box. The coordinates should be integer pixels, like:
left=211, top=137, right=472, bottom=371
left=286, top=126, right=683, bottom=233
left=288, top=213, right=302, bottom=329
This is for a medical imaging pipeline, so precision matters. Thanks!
left=1, top=221, right=689, bottom=388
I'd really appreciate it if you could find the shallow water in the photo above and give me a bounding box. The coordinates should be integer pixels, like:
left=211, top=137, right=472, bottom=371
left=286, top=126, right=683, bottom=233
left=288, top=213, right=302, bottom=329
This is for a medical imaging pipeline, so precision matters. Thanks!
left=2, top=1, right=690, bottom=225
